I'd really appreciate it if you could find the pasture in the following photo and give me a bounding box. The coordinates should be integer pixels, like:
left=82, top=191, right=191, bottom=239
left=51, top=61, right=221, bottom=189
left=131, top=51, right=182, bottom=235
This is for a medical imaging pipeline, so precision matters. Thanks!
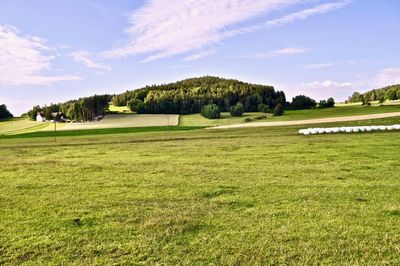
left=1, top=116, right=400, bottom=264
left=179, top=104, right=400, bottom=126
left=0, top=118, right=49, bottom=135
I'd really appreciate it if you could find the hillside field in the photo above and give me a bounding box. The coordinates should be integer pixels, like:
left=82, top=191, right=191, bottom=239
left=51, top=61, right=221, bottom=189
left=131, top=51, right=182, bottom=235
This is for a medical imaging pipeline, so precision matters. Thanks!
left=179, top=104, right=400, bottom=126
left=1, top=116, right=400, bottom=264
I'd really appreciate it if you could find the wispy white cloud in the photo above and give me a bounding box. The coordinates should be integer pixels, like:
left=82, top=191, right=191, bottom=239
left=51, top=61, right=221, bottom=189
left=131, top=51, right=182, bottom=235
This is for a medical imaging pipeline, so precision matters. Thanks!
left=183, top=50, right=216, bottom=61
left=285, top=66, right=400, bottom=101
left=243, top=47, right=310, bottom=59
left=375, top=68, right=400, bottom=86
left=265, top=0, right=353, bottom=28
left=305, top=63, right=334, bottom=69
left=104, top=0, right=304, bottom=62
left=0, top=25, right=81, bottom=86
left=70, top=50, right=111, bottom=71
left=305, top=59, right=366, bottom=69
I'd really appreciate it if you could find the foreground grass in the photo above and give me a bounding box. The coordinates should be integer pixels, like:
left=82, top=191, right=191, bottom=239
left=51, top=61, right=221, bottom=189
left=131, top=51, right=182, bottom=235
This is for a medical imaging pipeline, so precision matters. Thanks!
left=1, top=117, right=400, bottom=264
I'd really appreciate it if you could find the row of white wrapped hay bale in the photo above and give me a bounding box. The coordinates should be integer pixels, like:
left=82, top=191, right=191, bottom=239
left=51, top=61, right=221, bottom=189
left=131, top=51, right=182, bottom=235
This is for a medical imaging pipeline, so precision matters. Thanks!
left=299, top=125, right=400, bottom=135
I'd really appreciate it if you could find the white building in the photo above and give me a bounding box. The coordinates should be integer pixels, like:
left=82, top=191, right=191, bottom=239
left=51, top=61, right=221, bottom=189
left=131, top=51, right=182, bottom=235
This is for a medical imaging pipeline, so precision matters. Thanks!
left=36, top=114, right=45, bottom=122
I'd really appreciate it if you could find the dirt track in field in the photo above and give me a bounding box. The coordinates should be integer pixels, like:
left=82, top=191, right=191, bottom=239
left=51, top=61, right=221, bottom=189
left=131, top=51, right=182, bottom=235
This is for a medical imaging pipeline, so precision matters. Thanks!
left=211, top=112, right=400, bottom=130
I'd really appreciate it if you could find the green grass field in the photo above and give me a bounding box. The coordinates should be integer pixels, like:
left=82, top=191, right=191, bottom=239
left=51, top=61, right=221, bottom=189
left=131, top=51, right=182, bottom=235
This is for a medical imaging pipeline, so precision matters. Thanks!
left=0, top=118, right=50, bottom=135
left=1, top=116, right=400, bottom=264
left=180, top=104, right=400, bottom=126
left=108, top=104, right=131, bottom=113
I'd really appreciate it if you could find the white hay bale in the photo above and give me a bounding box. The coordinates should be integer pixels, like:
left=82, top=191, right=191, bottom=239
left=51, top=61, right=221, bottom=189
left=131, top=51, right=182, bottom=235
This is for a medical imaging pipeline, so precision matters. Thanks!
left=340, top=127, right=347, bottom=132
left=352, top=127, right=360, bottom=133
left=365, top=126, right=372, bottom=132
left=378, top=126, right=387, bottom=131
left=393, top=125, right=400, bottom=130
left=325, top=128, right=333, bottom=134
left=345, top=128, right=353, bottom=133
left=332, top=128, right=340, bottom=133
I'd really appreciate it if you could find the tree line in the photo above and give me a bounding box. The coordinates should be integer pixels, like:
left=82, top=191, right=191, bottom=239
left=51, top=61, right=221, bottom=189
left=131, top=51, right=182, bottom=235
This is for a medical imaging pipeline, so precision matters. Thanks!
left=348, top=84, right=400, bottom=104
left=112, top=76, right=287, bottom=114
left=27, top=95, right=111, bottom=122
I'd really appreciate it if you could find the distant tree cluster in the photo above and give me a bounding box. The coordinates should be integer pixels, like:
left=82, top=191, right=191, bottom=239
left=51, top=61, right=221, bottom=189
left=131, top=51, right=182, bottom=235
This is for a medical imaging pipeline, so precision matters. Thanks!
left=27, top=95, right=111, bottom=122
left=318, top=97, right=335, bottom=108
left=0, top=104, right=13, bottom=119
left=287, top=95, right=335, bottom=110
left=113, top=76, right=286, bottom=115
left=289, top=95, right=317, bottom=110
left=348, top=84, right=400, bottom=105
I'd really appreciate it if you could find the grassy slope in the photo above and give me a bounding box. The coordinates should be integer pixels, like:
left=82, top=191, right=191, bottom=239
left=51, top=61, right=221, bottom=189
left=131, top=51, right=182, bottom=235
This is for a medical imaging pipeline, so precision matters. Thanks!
left=179, top=105, right=400, bottom=126
left=1, top=117, right=400, bottom=264
left=0, top=118, right=50, bottom=135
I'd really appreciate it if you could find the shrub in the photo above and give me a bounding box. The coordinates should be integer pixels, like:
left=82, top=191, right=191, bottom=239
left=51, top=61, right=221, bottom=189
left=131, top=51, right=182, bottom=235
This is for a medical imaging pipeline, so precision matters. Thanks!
left=273, top=103, right=284, bottom=116
left=258, top=103, right=271, bottom=113
left=245, top=93, right=263, bottom=112
left=318, top=97, right=335, bottom=108
left=244, top=117, right=253, bottom=122
left=230, top=102, right=245, bottom=117
left=135, top=102, right=147, bottom=114
left=327, top=97, right=335, bottom=107
left=127, top=99, right=144, bottom=112
left=0, top=104, right=13, bottom=119
left=201, top=104, right=220, bottom=119
left=290, top=95, right=317, bottom=110
left=253, top=115, right=267, bottom=120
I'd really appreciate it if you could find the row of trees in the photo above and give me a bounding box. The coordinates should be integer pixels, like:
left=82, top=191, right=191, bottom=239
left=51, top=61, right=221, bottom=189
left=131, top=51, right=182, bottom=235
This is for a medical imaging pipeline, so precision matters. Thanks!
left=113, top=76, right=287, bottom=115
left=0, top=104, right=13, bottom=119
left=201, top=102, right=284, bottom=119
left=348, top=84, right=400, bottom=104
left=287, top=95, right=335, bottom=110
left=27, top=95, right=112, bottom=122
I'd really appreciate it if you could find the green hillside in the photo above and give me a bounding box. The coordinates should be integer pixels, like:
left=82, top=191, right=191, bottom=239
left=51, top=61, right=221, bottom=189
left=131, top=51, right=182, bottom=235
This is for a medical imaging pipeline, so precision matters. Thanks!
left=111, top=76, right=286, bottom=114
left=349, top=84, right=400, bottom=103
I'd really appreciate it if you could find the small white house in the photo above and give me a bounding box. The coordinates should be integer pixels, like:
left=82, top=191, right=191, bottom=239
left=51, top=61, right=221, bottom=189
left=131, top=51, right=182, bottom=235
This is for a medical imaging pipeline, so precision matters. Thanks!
left=36, top=113, right=45, bottom=122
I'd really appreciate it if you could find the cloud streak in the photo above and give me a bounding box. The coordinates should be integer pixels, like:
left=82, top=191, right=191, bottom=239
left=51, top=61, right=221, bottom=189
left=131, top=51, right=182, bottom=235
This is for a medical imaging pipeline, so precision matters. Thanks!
left=0, top=25, right=81, bottom=86
left=104, top=0, right=302, bottom=62
left=243, top=47, right=310, bottom=59
left=71, top=50, right=111, bottom=71
left=104, top=0, right=352, bottom=62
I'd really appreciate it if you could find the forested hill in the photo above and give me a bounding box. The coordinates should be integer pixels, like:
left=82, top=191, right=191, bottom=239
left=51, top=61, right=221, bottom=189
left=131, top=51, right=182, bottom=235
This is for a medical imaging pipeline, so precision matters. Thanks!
left=112, top=76, right=286, bottom=114
left=348, top=84, right=400, bottom=103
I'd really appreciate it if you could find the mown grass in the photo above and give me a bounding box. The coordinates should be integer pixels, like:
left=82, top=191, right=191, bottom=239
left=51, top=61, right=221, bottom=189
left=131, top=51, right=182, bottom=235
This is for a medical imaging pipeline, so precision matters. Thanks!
left=180, top=105, right=400, bottom=126
left=0, top=117, right=50, bottom=135
left=1, top=116, right=400, bottom=264
left=0, top=126, right=203, bottom=139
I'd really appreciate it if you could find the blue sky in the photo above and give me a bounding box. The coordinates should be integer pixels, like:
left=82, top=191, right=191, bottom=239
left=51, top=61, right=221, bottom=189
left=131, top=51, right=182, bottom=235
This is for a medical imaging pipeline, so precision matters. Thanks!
left=0, top=0, right=399, bottom=115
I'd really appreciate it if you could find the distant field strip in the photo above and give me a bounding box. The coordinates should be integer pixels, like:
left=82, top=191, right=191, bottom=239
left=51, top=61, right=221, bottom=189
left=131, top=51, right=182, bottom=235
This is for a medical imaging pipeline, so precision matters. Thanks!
left=213, top=112, right=400, bottom=129
left=41, top=114, right=179, bottom=131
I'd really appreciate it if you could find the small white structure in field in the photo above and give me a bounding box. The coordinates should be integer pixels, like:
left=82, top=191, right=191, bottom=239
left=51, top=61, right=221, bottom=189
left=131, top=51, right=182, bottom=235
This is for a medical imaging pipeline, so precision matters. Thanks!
left=36, top=113, right=45, bottom=122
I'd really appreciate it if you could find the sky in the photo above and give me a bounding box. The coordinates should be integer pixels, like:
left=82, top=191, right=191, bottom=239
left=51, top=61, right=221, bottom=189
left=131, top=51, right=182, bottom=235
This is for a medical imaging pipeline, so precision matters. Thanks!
left=0, top=0, right=399, bottom=115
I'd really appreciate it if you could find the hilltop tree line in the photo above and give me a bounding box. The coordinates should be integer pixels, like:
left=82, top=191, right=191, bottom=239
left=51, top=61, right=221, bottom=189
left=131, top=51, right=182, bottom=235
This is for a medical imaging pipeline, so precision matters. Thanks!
left=112, top=76, right=287, bottom=115
left=27, top=95, right=111, bottom=122
left=348, top=84, right=400, bottom=104
left=0, top=104, right=13, bottom=119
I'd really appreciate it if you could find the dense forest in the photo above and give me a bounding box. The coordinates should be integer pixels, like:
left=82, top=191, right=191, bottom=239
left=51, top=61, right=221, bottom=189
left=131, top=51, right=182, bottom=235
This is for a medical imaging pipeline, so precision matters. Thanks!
left=348, top=84, right=400, bottom=104
left=0, top=104, right=13, bottom=119
left=27, top=95, right=111, bottom=122
left=112, top=76, right=286, bottom=114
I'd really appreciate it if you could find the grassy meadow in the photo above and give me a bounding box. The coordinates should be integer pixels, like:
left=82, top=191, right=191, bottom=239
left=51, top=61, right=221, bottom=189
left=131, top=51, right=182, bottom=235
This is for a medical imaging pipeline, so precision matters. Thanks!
left=1, top=116, right=400, bottom=264
left=180, top=104, right=400, bottom=126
